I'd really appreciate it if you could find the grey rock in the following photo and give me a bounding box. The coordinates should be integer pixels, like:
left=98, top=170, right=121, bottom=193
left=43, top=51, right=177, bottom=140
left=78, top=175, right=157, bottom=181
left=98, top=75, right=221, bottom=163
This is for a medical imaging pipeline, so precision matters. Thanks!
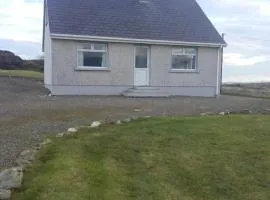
left=16, top=149, right=36, bottom=167
left=200, top=112, right=213, bottom=116
left=56, top=132, right=65, bottom=138
left=0, top=189, right=11, bottom=200
left=116, top=120, right=122, bottom=125
left=123, top=118, right=131, bottom=123
left=91, top=121, right=101, bottom=128
left=131, top=116, right=139, bottom=120
left=40, top=138, right=52, bottom=146
left=67, top=128, right=77, bottom=133
left=0, top=167, right=23, bottom=189
left=143, top=116, right=151, bottom=118
left=219, top=111, right=230, bottom=116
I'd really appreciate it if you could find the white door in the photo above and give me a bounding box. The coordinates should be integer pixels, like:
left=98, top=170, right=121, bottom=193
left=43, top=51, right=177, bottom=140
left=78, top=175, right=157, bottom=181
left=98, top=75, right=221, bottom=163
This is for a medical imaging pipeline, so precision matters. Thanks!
left=134, top=46, right=149, bottom=86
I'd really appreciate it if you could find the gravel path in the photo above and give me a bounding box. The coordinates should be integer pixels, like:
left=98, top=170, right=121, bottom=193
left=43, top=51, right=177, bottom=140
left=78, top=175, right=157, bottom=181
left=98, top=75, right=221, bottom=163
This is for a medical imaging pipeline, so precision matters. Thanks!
left=1, top=77, right=270, bottom=169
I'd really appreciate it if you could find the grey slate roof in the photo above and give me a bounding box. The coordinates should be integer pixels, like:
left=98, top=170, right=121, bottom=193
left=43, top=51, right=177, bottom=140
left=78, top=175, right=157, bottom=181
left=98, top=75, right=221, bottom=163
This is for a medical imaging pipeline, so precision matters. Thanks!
left=46, top=0, right=225, bottom=44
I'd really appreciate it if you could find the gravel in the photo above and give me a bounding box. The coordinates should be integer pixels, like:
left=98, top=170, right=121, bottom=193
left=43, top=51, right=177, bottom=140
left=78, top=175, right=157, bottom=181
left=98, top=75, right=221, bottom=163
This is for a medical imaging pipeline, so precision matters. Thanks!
left=1, top=77, right=270, bottom=169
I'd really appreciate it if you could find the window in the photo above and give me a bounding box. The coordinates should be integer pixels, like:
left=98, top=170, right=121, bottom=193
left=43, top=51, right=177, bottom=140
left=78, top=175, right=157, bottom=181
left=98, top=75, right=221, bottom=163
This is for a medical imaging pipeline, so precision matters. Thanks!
left=171, top=48, right=197, bottom=71
left=77, top=43, right=108, bottom=69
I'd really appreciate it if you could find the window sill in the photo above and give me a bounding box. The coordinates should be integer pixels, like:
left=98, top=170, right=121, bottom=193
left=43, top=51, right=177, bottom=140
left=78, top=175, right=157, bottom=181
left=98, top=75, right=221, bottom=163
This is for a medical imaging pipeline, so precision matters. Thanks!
left=75, top=67, right=110, bottom=71
left=169, top=69, right=199, bottom=73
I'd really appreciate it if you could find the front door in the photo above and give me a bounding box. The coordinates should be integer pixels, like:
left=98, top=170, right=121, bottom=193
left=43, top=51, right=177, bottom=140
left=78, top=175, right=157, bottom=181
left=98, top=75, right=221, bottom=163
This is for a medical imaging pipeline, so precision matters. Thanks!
left=134, top=46, right=149, bottom=86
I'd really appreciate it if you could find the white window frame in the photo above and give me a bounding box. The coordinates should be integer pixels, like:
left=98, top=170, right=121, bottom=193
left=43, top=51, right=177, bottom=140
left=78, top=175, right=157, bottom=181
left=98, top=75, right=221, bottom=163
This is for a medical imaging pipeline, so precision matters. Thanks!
left=76, top=43, right=109, bottom=71
left=170, top=47, right=198, bottom=73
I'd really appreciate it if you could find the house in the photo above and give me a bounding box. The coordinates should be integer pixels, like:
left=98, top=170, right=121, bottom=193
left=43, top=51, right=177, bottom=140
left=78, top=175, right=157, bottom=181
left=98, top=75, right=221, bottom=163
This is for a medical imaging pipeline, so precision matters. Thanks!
left=43, top=0, right=226, bottom=97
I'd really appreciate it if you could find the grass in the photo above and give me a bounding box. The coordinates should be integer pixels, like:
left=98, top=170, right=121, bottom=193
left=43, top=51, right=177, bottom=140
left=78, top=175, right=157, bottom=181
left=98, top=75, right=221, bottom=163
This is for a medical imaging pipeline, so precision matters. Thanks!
left=0, top=69, right=43, bottom=80
left=13, top=116, right=270, bottom=200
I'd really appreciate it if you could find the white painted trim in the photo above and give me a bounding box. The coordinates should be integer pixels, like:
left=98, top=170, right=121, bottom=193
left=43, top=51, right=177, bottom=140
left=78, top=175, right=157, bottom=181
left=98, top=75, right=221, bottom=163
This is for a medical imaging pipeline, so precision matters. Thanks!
left=216, top=48, right=221, bottom=96
left=169, top=69, right=199, bottom=73
left=75, top=67, right=110, bottom=71
left=134, top=46, right=150, bottom=86
left=76, top=43, right=109, bottom=69
left=77, top=49, right=107, bottom=53
left=171, top=47, right=198, bottom=71
left=50, top=33, right=226, bottom=47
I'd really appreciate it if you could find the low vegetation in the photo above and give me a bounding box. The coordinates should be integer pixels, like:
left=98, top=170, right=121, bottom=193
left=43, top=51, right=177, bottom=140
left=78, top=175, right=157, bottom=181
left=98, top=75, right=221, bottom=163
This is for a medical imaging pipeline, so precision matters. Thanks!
left=13, top=116, right=270, bottom=200
left=0, top=69, right=43, bottom=80
left=222, top=83, right=270, bottom=98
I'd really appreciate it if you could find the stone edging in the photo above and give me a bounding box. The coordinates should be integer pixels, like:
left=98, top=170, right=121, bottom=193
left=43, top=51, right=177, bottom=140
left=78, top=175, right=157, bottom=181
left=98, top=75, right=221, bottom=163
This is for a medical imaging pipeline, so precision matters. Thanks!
left=1, top=110, right=269, bottom=199
left=0, top=116, right=150, bottom=199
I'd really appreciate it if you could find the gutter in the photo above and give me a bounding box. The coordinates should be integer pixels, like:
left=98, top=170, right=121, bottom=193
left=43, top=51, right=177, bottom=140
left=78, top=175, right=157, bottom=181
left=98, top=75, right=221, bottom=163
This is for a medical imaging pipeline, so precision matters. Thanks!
left=50, top=33, right=227, bottom=48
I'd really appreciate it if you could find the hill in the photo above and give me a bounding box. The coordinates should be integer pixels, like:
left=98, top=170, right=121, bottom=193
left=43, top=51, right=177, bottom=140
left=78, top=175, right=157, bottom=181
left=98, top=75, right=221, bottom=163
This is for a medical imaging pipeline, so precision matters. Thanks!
left=0, top=50, right=43, bottom=72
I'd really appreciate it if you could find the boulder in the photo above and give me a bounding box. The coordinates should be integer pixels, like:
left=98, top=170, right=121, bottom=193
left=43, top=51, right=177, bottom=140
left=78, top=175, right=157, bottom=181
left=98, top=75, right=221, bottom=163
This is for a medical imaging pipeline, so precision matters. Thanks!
left=200, top=112, right=214, bottom=116
left=123, top=118, right=131, bottom=123
left=67, top=128, right=77, bottom=133
left=40, top=138, right=52, bottom=146
left=0, top=189, right=11, bottom=200
left=0, top=167, right=23, bottom=189
left=116, top=120, right=122, bottom=125
left=16, top=149, right=36, bottom=167
left=91, top=121, right=101, bottom=128
left=56, top=132, right=65, bottom=138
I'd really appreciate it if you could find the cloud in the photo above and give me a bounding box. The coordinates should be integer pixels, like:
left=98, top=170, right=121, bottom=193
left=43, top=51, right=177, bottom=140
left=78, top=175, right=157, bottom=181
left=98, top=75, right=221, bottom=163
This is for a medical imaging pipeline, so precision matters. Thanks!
left=224, top=53, right=270, bottom=66
left=0, top=0, right=269, bottom=83
left=224, top=75, right=270, bottom=83
left=0, top=0, right=43, bottom=42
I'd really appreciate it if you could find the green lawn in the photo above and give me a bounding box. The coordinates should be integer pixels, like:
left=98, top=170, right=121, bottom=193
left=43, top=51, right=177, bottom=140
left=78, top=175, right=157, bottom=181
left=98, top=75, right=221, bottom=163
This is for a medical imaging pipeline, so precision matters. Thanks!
left=0, top=69, right=43, bottom=80
left=13, top=116, right=270, bottom=200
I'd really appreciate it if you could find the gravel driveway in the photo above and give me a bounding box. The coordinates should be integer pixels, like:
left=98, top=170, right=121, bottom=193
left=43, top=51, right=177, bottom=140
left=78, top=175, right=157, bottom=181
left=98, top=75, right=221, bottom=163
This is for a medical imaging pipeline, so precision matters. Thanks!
left=1, top=77, right=270, bottom=169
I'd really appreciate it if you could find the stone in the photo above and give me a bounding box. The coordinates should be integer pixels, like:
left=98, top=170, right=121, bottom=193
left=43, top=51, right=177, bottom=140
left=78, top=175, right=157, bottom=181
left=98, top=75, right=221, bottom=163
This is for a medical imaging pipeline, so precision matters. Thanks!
left=116, top=120, right=122, bottom=125
left=131, top=116, right=139, bottom=120
left=134, top=108, right=142, bottom=112
left=16, top=149, right=36, bottom=167
left=40, top=138, right=52, bottom=146
left=200, top=112, right=213, bottom=116
left=143, top=116, right=151, bottom=119
left=91, top=121, right=101, bottom=128
left=239, top=109, right=252, bottom=114
left=67, top=128, right=77, bottom=133
left=0, top=189, right=11, bottom=200
left=56, top=132, right=65, bottom=138
left=219, top=112, right=225, bottom=116
left=123, top=118, right=131, bottom=123
left=0, top=167, right=23, bottom=189
left=219, top=111, right=230, bottom=116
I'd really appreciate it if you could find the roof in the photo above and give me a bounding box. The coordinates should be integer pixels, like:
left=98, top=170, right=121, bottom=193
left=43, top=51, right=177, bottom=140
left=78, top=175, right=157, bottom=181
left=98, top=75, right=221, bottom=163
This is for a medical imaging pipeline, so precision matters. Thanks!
left=46, top=0, right=225, bottom=45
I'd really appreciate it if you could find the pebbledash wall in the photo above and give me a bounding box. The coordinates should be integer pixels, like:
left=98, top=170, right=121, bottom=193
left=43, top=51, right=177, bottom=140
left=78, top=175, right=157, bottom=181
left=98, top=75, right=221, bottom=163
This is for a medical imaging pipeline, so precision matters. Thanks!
left=44, top=38, right=222, bottom=97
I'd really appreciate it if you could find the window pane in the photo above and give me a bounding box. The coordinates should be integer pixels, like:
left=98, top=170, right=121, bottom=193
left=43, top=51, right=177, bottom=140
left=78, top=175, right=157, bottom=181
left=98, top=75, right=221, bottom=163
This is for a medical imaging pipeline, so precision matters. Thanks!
left=135, top=47, right=148, bottom=68
left=81, top=44, right=92, bottom=50
left=183, top=48, right=196, bottom=55
left=172, top=55, right=196, bottom=69
left=80, top=52, right=107, bottom=67
left=93, top=43, right=107, bottom=50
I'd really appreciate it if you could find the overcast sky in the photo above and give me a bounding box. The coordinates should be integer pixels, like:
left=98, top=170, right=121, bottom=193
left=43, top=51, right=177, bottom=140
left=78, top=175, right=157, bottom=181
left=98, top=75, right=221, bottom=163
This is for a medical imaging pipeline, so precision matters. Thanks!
left=0, top=0, right=269, bottom=82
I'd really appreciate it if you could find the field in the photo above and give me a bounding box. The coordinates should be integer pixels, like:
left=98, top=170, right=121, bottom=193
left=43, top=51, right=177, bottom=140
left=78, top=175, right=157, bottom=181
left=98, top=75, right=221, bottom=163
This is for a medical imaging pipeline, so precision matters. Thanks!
left=13, top=116, right=270, bottom=200
left=222, top=82, right=270, bottom=98
left=0, top=69, right=43, bottom=80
